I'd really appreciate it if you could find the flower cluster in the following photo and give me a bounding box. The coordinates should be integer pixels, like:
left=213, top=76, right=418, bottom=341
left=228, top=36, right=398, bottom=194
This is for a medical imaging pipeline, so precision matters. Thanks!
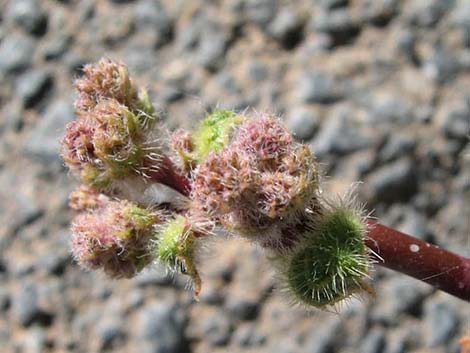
left=191, top=116, right=318, bottom=237
left=61, top=58, right=165, bottom=195
left=62, top=58, right=372, bottom=309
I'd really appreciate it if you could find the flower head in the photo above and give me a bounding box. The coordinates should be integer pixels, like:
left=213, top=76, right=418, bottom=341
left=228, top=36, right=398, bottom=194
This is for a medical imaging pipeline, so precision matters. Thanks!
left=191, top=115, right=319, bottom=235
left=61, top=98, right=162, bottom=190
left=234, top=115, right=293, bottom=167
left=70, top=199, right=164, bottom=278
left=74, top=58, right=138, bottom=112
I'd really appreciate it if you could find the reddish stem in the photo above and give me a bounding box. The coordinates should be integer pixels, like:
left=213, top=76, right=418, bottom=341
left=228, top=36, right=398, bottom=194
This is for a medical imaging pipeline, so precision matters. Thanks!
left=146, top=156, right=191, bottom=197
left=365, top=220, right=470, bottom=301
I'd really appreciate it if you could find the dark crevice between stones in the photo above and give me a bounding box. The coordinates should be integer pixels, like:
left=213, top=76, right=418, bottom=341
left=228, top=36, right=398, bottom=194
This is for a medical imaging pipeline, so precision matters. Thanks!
left=279, top=25, right=305, bottom=50
left=24, top=75, right=54, bottom=109
left=328, top=26, right=362, bottom=47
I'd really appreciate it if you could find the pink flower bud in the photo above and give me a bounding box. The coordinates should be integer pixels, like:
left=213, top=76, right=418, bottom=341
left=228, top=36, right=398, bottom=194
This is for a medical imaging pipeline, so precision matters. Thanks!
left=70, top=200, right=164, bottom=278
left=233, top=115, right=293, bottom=166
left=170, top=128, right=195, bottom=173
left=61, top=98, right=164, bottom=190
left=74, top=58, right=138, bottom=112
left=191, top=115, right=319, bottom=236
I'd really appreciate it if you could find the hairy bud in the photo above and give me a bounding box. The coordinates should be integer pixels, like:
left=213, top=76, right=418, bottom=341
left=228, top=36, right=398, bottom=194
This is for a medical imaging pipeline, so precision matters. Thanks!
left=192, top=115, right=319, bottom=235
left=61, top=98, right=163, bottom=190
left=70, top=200, right=163, bottom=278
left=74, top=58, right=139, bottom=112
left=192, top=110, right=243, bottom=162
left=273, top=201, right=372, bottom=309
left=170, top=128, right=195, bottom=173
left=234, top=115, right=293, bottom=167
left=156, top=215, right=202, bottom=296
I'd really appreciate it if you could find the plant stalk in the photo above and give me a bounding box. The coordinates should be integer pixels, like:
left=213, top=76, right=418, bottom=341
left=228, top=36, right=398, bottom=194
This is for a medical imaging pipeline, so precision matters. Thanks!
left=365, top=220, right=470, bottom=301
left=147, top=156, right=191, bottom=196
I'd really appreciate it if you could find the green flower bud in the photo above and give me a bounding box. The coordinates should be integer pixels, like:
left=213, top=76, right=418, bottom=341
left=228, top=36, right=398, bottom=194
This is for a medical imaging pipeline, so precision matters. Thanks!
left=274, top=203, right=372, bottom=309
left=192, top=110, right=243, bottom=162
left=156, top=215, right=202, bottom=297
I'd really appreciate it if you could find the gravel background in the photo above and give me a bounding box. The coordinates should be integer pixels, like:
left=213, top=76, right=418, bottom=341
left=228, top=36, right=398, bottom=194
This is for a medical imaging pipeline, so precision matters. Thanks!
left=1, top=0, right=469, bottom=352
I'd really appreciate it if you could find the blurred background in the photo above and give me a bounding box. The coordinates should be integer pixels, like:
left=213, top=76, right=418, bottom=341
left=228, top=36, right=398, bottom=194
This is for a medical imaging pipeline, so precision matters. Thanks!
left=0, top=0, right=469, bottom=352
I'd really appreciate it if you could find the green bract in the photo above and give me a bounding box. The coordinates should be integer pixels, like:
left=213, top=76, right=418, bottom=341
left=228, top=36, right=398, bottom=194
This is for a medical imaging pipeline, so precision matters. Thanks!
left=156, top=215, right=188, bottom=269
left=284, top=207, right=370, bottom=308
left=192, top=110, right=243, bottom=162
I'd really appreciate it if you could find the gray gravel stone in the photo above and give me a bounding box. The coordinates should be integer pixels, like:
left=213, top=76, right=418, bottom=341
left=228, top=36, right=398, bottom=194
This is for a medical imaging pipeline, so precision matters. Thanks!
left=361, top=0, right=398, bottom=26
left=367, top=94, right=413, bottom=123
left=24, top=99, right=74, bottom=161
left=366, top=158, right=418, bottom=204
left=318, top=0, right=349, bottom=9
left=1, top=102, right=24, bottom=132
left=199, top=285, right=225, bottom=305
left=248, top=61, right=268, bottom=82
left=371, top=276, right=431, bottom=325
left=385, top=335, right=406, bottom=353
left=423, top=48, right=459, bottom=84
left=0, top=286, right=10, bottom=311
left=201, top=309, right=233, bottom=346
left=134, top=0, right=173, bottom=48
left=297, top=72, right=342, bottom=104
left=175, top=13, right=204, bottom=51
left=0, top=33, right=36, bottom=74
left=226, top=296, right=260, bottom=321
left=395, top=30, right=418, bottom=64
left=407, top=0, right=453, bottom=28
left=9, top=192, right=43, bottom=234
left=97, top=317, right=125, bottom=350
left=22, top=327, right=47, bottom=353
left=245, top=0, right=278, bottom=27
left=443, top=106, right=470, bottom=141
left=399, top=209, right=432, bottom=241
left=312, top=9, right=361, bottom=45
left=6, top=0, right=48, bottom=36
left=424, top=301, right=459, bottom=347
left=287, top=106, right=319, bottom=141
left=196, top=23, right=230, bottom=71
left=135, top=269, right=173, bottom=287
left=450, top=0, right=470, bottom=28
left=42, top=34, right=72, bottom=61
left=379, top=134, right=416, bottom=162
left=304, top=318, right=343, bottom=353
left=12, top=282, right=52, bottom=327
left=15, top=70, right=53, bottom=108
left=137, top=302, right=187, bottom=353
left=312, top=106, right=372, bottom=156
left=360, top=329, right=386, bottom=353
left=232, top=324, right=266, bottom=347
left=268, top=8, right=304, bottom=49
left=38, top=252, right=69, bottom=276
